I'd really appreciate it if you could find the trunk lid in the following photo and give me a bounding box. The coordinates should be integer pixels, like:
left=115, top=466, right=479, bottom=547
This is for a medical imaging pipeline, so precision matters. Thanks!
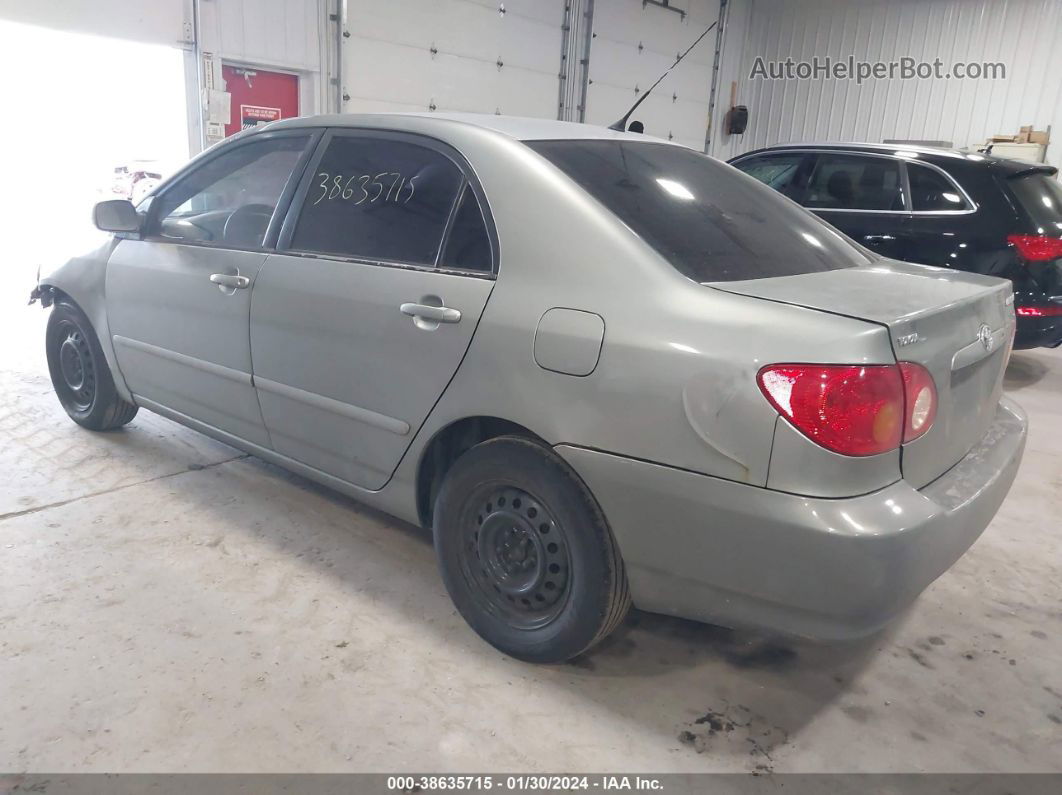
left=712, top=260, right=1015, bottom=488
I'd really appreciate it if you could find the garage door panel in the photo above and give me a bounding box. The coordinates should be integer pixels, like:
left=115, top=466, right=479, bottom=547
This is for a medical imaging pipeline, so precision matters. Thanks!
left=347, top=0, right=448, bottom=44
left=346, top=38, right=433, bottom=107
left=498, top=20, right=564, bottom=74
left=343, top=0, right=564, bottom=118
left=498, top=69, right=560, bottom=117
left=591, top=40, right=675, bottom=89
left=587, top=0, right=717, bottom=151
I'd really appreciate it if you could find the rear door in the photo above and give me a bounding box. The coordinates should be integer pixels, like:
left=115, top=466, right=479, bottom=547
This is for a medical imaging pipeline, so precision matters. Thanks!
left=249, top=130, right=497, bottom=490
left=801, top=151, right=909, bottom=259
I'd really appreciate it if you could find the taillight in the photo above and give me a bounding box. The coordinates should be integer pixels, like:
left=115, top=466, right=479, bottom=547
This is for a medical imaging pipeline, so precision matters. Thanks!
left=1008, top=234, right=1062, bottom=261
left=757, top=363, right=937, bottom=457
left=1016, top=305, right=1062, bottom=317
left=898, top=362, right=936, bottom=443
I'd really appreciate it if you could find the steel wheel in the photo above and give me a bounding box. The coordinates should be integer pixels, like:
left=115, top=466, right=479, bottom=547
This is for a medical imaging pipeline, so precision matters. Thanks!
left=459, top=485, right=572, bottom=630
left=46, top=301, right=138, bottom=431
left=54, top=319, right=97, bottom=412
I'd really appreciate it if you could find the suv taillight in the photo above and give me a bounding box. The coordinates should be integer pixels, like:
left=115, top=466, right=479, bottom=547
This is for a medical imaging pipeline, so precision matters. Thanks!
left=1008, top=234, right=1062, bottom=261
left=757, top=363, right=937, bottom=457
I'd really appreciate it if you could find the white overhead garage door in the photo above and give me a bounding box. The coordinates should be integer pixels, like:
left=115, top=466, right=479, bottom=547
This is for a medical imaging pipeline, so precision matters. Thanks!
left=585, top=0, right=721, bottom=151
left=342, top=0, right=566, bottom=117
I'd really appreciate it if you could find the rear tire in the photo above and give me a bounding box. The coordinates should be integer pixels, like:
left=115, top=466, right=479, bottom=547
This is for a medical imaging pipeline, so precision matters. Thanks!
left=46, top=301, right=138, bottom=431
left=433, top=436, right=630, bottom=663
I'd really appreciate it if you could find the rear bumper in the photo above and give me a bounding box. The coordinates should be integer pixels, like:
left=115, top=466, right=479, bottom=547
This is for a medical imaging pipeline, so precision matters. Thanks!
left=557, top=397, right=1027, bottom=640
left=1014, top=311, right=1062, bottom=349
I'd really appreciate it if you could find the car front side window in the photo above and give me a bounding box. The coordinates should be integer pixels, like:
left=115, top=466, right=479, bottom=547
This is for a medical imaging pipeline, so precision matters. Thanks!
left=149, top=134, right=311, bottom=249
left=289, top=135, right=463, bottom=266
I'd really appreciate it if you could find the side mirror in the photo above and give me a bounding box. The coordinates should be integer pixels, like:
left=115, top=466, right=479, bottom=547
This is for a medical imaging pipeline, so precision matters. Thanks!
left=93, top=199, right=140, bottom=233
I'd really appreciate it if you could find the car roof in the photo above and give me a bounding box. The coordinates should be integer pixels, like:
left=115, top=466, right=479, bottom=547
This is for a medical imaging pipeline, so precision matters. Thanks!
left=765, top=141, right=973, bottom=159
left=260, top=111, right=673, bottom=145
left=730, top=141, right=1051, bottom=172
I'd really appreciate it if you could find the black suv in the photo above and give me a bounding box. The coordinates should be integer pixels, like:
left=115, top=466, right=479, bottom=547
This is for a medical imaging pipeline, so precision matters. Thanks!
left=730, top=143, right=1062, bottom=349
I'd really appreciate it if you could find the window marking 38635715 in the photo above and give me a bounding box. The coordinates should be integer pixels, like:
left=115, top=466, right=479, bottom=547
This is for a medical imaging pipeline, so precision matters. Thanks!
left=312, top=171, right=418, bottom=206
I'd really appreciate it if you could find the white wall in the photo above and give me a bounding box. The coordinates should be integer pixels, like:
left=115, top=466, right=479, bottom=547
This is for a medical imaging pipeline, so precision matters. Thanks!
left=585, top=0, right=721, bottom=151
left=0, top=0, right=189, bottom=46
left=341, top=0, right=566, bottom=117
left=712, top=0, right=1062, bottom=166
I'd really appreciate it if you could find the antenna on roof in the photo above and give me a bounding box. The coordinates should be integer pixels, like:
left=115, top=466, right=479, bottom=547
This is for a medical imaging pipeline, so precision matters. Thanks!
left=607, top=19, right=718, bottom=132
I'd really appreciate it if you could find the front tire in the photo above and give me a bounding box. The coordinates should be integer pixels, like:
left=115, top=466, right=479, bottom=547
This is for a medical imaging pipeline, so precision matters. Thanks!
left=433, top=436, right=630, bottom=663
left=46, top=301, right=138, bottom=430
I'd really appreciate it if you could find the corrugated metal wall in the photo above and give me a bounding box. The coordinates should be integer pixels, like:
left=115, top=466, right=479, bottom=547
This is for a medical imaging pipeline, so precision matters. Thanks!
left=712, top=0, right=1062, bottom=166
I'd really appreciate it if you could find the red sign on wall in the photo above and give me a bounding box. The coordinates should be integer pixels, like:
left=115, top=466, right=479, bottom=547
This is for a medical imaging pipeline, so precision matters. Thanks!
left=240, top=105, right=281, bottom=129
left=222, top=65, right=299, bottom=138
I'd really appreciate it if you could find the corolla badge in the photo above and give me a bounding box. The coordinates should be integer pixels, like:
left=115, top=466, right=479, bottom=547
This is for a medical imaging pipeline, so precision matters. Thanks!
left=977, top=323, right=994, bottom=352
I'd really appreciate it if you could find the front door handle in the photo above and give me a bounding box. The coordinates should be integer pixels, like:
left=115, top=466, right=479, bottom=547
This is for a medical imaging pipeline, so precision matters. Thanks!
left=400, top=302, right=462, bottom=324
left=210, top=273, right=251, bottom=290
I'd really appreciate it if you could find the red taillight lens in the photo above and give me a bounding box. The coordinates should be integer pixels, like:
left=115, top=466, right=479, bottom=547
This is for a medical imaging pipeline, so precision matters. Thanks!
left=757, top=365, right=904, bottom=456
left=758, top=362, right=938, bottom=456
left=1016, top=304, right=1062, bottom=317
left=898, top=362, right=937, bottom=443
left=1008, top=234, right=1062, bottom=261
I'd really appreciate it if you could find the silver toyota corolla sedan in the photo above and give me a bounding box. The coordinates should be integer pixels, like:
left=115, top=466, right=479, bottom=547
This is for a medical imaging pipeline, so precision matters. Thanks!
left=33, top=113, right=1027, bottom=663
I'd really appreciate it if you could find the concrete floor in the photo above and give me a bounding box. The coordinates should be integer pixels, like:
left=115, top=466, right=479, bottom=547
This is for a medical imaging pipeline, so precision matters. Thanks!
left=1, top=298, right=1060, bottom=773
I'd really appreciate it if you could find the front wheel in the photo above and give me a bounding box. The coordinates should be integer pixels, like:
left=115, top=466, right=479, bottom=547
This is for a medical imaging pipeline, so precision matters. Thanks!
left=46, top=301, right=138, bottom=431
left=433, top=436, right=630, bottom=663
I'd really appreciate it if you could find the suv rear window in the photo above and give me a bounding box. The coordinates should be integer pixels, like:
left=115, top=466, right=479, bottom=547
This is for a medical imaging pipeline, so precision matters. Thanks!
left=1007, top=171, right=1062, bottom=233
left=526, top=140, right=869, bottom=282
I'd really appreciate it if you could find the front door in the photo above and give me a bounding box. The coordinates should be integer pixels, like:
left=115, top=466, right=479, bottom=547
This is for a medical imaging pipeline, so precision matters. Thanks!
left=222, top=64, right=299, bottom=138
left=106, top=131, right=314, bottom=446
left=249, top=130, right=497, bottom=490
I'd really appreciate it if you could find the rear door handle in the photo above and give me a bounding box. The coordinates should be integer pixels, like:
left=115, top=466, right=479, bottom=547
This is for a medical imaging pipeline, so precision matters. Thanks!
left=210, top=273, right=251, bottom=290
left=400, top=303, right=462, bottom=324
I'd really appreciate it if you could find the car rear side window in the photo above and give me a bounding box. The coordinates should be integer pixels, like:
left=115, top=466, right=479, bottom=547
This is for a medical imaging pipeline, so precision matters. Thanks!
left=803, top=153, right=905, bottom=211
left=1007, top=171, right=1062, bottom=233
left=291, top=136, right=462, bottom=265
left=526, top=139, right=869, bottom=282
left=440, top=186, right=492, bottom=272
left=908, top=163, right=972, bottom=211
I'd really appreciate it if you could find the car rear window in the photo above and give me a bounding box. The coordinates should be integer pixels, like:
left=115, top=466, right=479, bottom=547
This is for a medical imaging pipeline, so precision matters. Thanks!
left=526, top=140, right=869, bottom=282
left=1007, top=171, right=1062, bottom=234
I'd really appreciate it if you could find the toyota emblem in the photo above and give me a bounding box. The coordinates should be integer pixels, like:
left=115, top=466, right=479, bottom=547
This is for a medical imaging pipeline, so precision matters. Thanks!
left=977, top=323, right=994, bottom=352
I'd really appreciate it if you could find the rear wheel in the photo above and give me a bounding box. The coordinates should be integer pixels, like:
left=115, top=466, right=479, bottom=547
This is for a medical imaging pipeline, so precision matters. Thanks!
left=46, top=301, right=138, bottom=430
left=433, top=436, right=630, bottom=663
